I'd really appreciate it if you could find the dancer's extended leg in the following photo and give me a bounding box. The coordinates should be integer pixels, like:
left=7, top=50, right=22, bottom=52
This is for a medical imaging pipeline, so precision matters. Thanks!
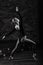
left=9, top=38, right=19, bottom=60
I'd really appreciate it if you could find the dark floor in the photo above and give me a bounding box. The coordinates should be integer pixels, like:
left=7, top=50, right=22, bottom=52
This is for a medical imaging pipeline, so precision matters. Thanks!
left=0, top=51, right=39, bottom=65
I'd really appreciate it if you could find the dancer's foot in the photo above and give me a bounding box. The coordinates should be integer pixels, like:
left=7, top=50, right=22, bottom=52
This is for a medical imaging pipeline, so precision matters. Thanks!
left=32, top=53, right=37, bottom=61
left=9, top=55, right=14, bottom=60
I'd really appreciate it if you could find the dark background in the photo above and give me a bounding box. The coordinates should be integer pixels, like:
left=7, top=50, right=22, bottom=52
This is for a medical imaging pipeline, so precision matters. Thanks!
left=0, top=0, right=39, bottom=46
left=0, top=0, right=40, bottom=65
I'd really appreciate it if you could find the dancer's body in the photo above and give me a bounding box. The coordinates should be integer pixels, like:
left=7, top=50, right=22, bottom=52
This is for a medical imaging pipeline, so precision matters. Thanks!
left=9, top=7, right=36, bottom=60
